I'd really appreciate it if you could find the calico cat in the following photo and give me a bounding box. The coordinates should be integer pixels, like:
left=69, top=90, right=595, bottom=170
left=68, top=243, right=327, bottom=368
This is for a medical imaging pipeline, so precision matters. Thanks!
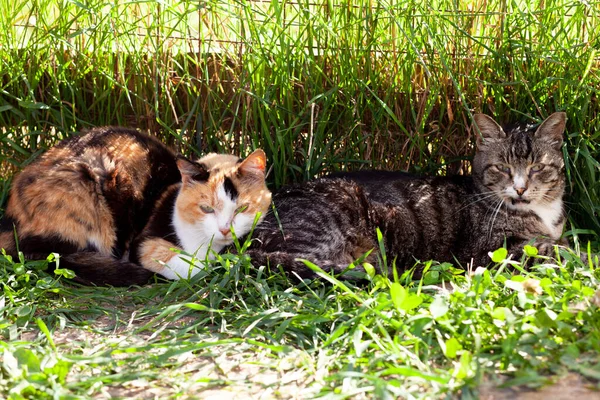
left=0, top=126, right=271, bottom=286
left=245, top=112, right=567, bottom=280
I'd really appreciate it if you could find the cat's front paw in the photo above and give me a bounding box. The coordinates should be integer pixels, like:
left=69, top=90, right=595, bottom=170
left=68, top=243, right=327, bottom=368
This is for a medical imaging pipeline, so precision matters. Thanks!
left=156, top=254, right=206, bottom=280
left=508, top=237, right=560, bottom=267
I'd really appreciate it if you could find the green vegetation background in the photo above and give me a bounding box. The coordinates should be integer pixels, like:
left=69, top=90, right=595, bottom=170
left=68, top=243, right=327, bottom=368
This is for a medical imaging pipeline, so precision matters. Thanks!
left=1, top=0, right=599, bottom=237
left=0, top=0, right=599, bottom=398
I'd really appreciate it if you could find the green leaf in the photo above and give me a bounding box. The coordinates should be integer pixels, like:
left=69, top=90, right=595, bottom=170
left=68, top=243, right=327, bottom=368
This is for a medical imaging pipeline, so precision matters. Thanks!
left=390, top=282, right=407, bottom=311
left=45, top=359, right=71, bottom=384
left=454, top=350, right=473, bottom=380
left=491, top=248, right=508, bottom=263
left=36, top=318, right=56, bottom=352
left=492, top=307, right=507, bottom=321
left=183, top=303, right=209, bottom=311
left=492, top=307, right=516, bottom=324
left=54, top=268, right=76, bottom=279
left=524, top=245, right=538, bottom=257
left=14, top=264, right=25, bottom=275
left=535, top=309, right=557, bottom=328
left=18, top=100, right=50, bottom=109
left=444, top=337, right=462, bottom=359
left=402, top=294, right=424, bottom=311
left=362, top=262, right=376, bottom=278
left=16, top=305, right=32, bottom=317
left=14, top=348, right=41, bottom=372
left=422, top=270, right=440, bottom=285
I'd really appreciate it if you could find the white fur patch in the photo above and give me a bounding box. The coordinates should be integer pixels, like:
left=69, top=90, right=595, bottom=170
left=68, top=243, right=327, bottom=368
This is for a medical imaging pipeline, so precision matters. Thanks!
left=513, top=175, right=527, bottom=191
left=173, top=206, right=224, bottom=260
left=170, top=181, right=262, bottom=281
left=172, top=182, right=242, bottom=265
left=525, top=198, right=564, bottom=239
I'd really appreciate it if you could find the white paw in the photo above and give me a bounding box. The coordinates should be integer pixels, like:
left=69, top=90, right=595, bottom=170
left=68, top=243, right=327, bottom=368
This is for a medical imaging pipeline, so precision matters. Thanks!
left=158, top=255, right=206, bottom=280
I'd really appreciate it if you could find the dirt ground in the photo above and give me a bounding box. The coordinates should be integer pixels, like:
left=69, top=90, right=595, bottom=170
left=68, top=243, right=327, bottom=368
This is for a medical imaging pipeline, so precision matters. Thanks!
left=18, top=306, right=600, bottom=399
left=479, top=373, right=600, bottom=400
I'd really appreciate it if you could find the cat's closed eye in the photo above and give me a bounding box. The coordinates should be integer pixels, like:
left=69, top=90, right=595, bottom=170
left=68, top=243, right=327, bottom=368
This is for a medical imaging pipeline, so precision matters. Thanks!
left=495, top=164, right=512, bottom=174
left=529, top=164, right=545, bottom=173
left=200, top=205, right=214, bottom=213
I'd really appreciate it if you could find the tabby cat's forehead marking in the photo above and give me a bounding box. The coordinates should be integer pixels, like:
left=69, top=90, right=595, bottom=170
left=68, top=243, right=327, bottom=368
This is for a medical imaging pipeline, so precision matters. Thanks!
left=509, top=131, right=533, bottom=159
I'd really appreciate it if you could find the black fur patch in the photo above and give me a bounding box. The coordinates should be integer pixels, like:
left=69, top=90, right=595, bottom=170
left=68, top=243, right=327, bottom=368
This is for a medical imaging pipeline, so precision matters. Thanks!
left=511, top=132, right=533, bottom=159
left=0, top=215, right=16, bottom=233
left=129, top=186, right=180, bottom=265
left=192, top=163, right=210, bottom=182
left=19, top=234, right=82, bottom=255
left=223, top=177, right=239, bottom=200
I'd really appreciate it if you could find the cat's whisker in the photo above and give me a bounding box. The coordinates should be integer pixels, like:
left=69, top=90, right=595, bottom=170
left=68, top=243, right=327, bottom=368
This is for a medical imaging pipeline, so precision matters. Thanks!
left=453, top=192, right=500, bottom=215
left=487, top=199, right=505, bottom=240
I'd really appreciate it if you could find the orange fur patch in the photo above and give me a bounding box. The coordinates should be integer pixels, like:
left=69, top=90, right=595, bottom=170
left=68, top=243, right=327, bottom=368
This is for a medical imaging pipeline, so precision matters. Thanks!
left=137, top=238, right=180, bottom=273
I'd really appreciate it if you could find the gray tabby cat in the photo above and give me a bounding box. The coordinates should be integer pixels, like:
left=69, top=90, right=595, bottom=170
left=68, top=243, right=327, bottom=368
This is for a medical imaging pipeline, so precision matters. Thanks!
left=245, top=112, right=567, bottom=279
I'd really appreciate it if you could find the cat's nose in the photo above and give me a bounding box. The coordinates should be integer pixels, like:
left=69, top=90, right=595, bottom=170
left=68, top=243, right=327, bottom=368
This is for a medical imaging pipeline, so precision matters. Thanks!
left=219, top=227, right=231, bottom=236
left=515, top=187, right=526, bottom=196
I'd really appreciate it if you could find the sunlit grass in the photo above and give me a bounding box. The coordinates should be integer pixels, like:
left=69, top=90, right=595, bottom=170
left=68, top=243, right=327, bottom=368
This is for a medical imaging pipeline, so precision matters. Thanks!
left=1, top=244, right=599, bottom=398
left=1, top=0, right=600, bottom=397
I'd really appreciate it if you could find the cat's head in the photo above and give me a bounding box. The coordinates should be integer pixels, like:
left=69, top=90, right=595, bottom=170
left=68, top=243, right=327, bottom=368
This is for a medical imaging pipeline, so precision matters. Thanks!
left=472, top=112, right=566, bottom=211
left=174, top=149, right=271, bottom=247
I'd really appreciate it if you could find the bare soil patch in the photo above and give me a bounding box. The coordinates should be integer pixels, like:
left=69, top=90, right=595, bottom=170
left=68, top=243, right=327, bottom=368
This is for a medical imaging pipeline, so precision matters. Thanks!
left=480, top=373, right=600, bottom=400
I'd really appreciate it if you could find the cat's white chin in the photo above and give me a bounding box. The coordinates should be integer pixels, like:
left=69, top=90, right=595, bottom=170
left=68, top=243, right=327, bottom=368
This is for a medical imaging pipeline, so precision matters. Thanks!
left=504, top=197, right=532, bottom=211
left=211, top=237, right=234, bottom=246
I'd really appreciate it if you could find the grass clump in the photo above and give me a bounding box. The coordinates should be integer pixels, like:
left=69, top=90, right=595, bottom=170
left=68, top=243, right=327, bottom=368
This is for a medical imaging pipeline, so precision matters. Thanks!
left=1, top=245, right=599, bottom=398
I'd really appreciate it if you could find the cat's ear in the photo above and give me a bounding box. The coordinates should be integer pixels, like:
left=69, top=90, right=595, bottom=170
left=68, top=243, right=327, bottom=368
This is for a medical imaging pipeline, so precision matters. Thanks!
left=473, top=114, right=506, bottom=146
left=176, top=155, right=210, bottom=184
left=237, top=149, right=267, bottom=179
left=534, top=112, right=566, bottom=148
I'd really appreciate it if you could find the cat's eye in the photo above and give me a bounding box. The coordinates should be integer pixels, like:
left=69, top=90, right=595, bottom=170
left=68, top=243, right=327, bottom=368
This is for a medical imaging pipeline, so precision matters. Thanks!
left=235, top=204, right=249, bottom=214
left=200, top=205, right=214, bottom=213
left=530, top=164, right=545, bottom=173
left=495, top=164, right=511, bottom=174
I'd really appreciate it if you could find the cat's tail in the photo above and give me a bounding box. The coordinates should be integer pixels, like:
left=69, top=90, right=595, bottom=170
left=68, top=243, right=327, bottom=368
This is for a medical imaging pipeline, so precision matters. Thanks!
left=0, top=216, right=153, bottom=286
left=56, top=252, right=156, bottom=286
left=2, top=249, right=155, bottom=287
left=244, top=250, right=368, bottom=282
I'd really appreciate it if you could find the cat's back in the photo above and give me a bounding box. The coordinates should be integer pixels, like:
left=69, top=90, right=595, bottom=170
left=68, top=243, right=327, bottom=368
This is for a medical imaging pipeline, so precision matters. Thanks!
left=325, top=169, right=474, bottom=205
left=3, top=127, right=180, bottom=256
left=35, top=127, right=174, bottom=178
left=13, top=127, right=178, bottom=197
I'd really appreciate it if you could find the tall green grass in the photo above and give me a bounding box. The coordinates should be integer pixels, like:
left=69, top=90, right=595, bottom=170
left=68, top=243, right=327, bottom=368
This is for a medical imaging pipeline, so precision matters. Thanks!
left=1, top=2, right=600, bottom=397
left=1, top=0, right=598, bottom=234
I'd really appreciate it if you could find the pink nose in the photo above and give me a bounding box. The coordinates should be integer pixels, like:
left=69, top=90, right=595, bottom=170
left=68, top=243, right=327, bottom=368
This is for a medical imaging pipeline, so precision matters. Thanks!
left=515, top=187, right=526, bottom=196
left=219, top=227, right=230, bottom=236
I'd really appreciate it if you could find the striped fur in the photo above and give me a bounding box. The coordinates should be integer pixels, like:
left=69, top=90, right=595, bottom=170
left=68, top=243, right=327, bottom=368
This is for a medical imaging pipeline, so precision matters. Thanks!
left=246, top=112, right=567, bottom=280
